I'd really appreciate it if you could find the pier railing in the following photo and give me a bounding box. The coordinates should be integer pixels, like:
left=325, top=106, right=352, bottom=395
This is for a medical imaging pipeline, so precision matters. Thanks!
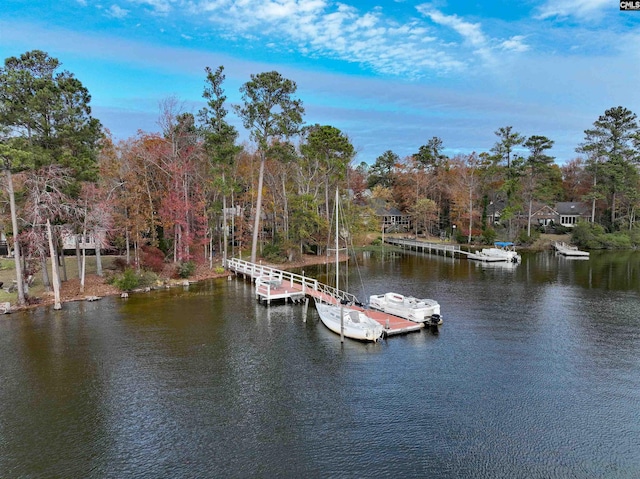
left=226, top=257, right=359, bottom=305
left=384, top=237, right=465, bottom=257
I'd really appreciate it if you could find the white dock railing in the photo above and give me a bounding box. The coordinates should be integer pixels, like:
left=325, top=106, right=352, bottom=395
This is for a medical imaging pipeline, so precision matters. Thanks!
left=226, top=257, right=359, bottom=305
left=384, top=237, right=465, bottom=257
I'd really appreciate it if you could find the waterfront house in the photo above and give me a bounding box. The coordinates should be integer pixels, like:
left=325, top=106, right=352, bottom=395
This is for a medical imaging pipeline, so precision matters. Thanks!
left=530, top=202, right=591, bottom=229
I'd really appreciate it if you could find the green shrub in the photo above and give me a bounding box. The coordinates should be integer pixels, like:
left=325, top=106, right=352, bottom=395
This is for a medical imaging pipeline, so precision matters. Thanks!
left=629, top=227, right=640, bottom=247
left=262, top=242, right=287, bottom=263
left=176, top=261, right=195, bottom=278
left=139, top=270, right=159, bottom=286
left=572, top=222, right=602, bottom=249
left=111, top=268, right=140, bottom=291
left=214, top=266, right=225, bottom=274
left=601, top=232, right=632, bottom=249
left=481, top=227, right=497, bottom=245
left=109, top=268, right=158, bottom=291
left=517, top=228, right=540, bottom=246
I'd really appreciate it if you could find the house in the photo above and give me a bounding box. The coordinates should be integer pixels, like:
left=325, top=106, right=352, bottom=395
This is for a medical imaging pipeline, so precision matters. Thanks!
left=374, top=204, right=411, bottom=233
left=488, top=201, right=591, bottom=230
left=486, top=200, right=507, bottom=225
left=530, top=202, right=591, bottom=228
left=531, top=204, right=558, bottom=227
left=555, top=202, right=591, bottom=227
left=61, top=229, right=109, bottom=251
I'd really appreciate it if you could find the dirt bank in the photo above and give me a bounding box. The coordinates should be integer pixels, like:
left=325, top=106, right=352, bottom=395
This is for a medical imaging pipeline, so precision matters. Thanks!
left=10, top=253, right=342, bottom=312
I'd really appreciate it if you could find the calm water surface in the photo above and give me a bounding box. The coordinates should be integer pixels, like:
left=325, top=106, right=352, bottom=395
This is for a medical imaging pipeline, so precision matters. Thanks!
left=1, top=250, right=639, bottom=478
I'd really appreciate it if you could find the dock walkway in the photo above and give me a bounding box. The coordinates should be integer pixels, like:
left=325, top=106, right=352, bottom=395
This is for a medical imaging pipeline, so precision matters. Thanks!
left=384, top=237, right=468, bottom=258
left=226, top=257, right=424, bottom=336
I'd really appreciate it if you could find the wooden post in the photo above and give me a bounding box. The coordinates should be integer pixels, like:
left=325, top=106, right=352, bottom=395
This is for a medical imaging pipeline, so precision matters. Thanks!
left=303, top=297, right=309, bottom=322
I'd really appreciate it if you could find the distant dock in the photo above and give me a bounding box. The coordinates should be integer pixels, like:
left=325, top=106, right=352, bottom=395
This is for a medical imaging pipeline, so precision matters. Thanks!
left=226, top=258, right=424, bottom=336
left=554, top=241, right=590, bottom=257
left=384, top=237, right=468, bottom=258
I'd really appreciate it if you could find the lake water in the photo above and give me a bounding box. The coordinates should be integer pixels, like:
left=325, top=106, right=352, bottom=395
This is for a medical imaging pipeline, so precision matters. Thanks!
left=1, top=250, right=639, bottom=478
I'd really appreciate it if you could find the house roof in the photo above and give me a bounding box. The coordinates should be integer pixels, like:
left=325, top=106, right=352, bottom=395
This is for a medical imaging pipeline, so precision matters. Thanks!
left=555, top=202, right=590, bottom=215
left=375, top=205, right=406, bottom=216
left=531, top=203, right=558, bottom=216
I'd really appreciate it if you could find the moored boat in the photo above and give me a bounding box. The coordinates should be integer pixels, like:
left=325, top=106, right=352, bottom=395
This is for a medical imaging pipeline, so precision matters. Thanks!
left=315, top=301, right=384, bottom=342
left=369, top=292, right=442, bottom=325
left=467, top=241, right=521, bottom=263
left=314, top=188, right=384, bottom=342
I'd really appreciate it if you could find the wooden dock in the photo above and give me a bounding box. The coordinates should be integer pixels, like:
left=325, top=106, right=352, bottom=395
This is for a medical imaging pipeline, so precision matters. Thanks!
left=384, top=237, right=468, bottom=258
left=554, top=241, right=590, bottom=257
left=226, top=257, right=424, bottom=336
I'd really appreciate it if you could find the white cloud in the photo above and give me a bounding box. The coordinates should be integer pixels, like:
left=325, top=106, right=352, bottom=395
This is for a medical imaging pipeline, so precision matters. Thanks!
left=422, top=9, right=487, bottom=47
left=127, top=0, right=173, bottom=15
left=500, top=36, right=529, bottom=53
left=417, top=6, right=499, bottom=65
left=186, top=0, right=462, bottom=77
left=536, top=0, right=610, bottom=19
left=107, top=5, right=129, bottom=18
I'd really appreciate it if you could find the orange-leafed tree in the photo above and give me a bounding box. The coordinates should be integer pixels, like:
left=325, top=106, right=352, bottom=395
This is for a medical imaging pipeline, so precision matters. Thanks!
left=448, top=153, right=488, bottom=243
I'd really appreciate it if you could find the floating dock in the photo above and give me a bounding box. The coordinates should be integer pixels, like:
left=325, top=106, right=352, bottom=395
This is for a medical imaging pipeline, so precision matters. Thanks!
left=554, top=241, right=590, bottom=257
left=226, top=257, right=424, bottom=336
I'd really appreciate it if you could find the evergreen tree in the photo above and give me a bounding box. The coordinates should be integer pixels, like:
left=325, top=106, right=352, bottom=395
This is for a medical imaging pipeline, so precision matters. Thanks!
left=577, top=106, right=640, bottom=228
left=1, top=50, right=102, bottom=305
left=233, top=71, right=304, bottom=263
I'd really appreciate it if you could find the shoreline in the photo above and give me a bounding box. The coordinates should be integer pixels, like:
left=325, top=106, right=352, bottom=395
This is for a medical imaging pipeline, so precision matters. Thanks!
left=5, top=253, right=343, bottom=314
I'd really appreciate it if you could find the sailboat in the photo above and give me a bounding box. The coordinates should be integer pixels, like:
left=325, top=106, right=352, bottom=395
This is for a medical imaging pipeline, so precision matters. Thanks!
left=314, top=190, right=384, bottom=342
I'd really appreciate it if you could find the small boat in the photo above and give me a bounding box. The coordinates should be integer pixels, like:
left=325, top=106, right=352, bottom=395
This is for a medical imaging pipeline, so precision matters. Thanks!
left=369, top=292, right=442, bottom=325
left=315, top=302, right=384, bottom=342
left=467, top=241, right=521, bottom=263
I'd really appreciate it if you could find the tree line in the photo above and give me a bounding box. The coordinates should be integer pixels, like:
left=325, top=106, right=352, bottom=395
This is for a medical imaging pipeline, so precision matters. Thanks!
left=2, top=50, right=640, bottom=306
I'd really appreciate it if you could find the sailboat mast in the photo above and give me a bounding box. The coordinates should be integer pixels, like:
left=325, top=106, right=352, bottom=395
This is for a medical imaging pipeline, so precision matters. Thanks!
left=335, top=187, right=339, bottom=291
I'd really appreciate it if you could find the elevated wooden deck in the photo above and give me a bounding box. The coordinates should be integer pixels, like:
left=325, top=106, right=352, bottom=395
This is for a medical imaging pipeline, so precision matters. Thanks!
left=226, top=257, right=424, bottom=336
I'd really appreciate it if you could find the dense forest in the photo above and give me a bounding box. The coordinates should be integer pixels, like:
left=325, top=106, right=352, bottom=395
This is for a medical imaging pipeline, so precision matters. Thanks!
left=2, top=50, right=640, bottom=306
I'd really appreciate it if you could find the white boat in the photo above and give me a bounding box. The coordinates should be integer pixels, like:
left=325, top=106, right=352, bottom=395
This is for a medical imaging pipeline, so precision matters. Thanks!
left=369, top=292, right=442, bottom=325
left=314, top=189, right=383, bottom=342
left=467, top=242, right=521, bottom=263
left=315, top=302, right=384, bottom=342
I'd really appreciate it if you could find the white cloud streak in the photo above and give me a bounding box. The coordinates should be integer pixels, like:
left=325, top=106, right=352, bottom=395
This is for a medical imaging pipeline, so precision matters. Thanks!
left=536, top=0, right=610, bottom=19
left=121, top=0, right=465, bottom=77
left=417, top=6, right=532, bottom=65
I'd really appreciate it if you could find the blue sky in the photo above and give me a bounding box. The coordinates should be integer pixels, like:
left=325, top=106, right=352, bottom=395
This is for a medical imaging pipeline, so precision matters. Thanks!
left=1, top=0, right=639, bottom=164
